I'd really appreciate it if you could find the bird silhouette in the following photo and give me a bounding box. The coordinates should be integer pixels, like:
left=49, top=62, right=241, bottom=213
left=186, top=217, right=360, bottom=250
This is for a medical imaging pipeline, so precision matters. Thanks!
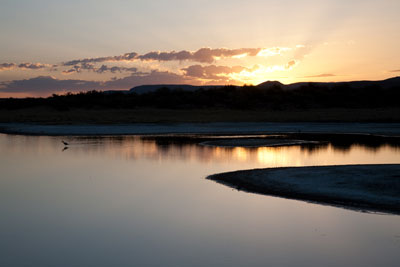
left=62, top=140, right=69, bottom=146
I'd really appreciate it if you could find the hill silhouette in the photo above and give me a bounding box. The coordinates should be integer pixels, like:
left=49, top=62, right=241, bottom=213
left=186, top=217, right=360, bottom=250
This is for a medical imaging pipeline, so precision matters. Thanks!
left=256, top=81, right=285, bottom=90
left=1, top=77, right=399, bottom=111
left=126, top=77, right=400, bottom=94
left=284, top=76, right=400, bottom=90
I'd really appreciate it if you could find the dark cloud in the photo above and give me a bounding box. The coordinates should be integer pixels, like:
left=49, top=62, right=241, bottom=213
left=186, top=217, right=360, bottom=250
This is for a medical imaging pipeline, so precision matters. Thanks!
left=138, top=50, right=192, bottom=62
left=113, top=52, right=138, bottom=61
left=62, top=66, right=81, bottom=75
left=303, top=73, right=336, bottom=78
left=62, top=69, right=78, bottom=75
left=63, top=52, right=138, bottom=66
left=0, top=62, right=56, bottom=71
left=389, top=69, right=400, bottom=73
left=62, top=63, right=138, bottom=75
left=18, top=63, right=49, bottom=70
left=139, top=48, right=262, bottom=63
left=182, top=64, right=248, bottom=79
left=95, top=65, right=138, bottom=74
left=80, top=62, right=95, bottom=70
left=63, top=48, right=263, bottom=66
left=0, top=63, right=17, bottom=71
left=95, top=65, right=109, bottom=74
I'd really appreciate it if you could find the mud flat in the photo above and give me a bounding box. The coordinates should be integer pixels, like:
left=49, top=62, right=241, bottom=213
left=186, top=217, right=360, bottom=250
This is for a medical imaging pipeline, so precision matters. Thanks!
left=208, top=164, right=400, bottom=215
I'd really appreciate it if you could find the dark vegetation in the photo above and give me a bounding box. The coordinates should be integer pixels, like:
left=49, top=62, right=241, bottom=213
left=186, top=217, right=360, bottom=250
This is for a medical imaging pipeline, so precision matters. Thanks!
left=1, top=83, right=400, bottom=111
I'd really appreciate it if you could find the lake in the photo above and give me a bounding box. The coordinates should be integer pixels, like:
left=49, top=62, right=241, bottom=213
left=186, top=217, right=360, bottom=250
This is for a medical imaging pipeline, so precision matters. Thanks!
left=1, top=133, right=399, bottom=267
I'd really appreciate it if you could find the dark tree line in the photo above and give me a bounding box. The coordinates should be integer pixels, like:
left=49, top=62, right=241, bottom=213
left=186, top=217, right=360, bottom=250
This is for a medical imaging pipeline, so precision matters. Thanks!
left=1, top=83, right=399, bottom=111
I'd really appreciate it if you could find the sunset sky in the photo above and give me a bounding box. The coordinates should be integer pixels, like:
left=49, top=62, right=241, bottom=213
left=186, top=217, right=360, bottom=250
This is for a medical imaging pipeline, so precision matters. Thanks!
left=1, top=0, right=399, bottom=97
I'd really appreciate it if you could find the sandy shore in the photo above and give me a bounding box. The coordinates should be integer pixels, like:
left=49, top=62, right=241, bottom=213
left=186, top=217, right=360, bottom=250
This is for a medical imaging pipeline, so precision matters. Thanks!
left=1, top=122, right=400, bottom=136
left=208, top=164, right=400, bottom=215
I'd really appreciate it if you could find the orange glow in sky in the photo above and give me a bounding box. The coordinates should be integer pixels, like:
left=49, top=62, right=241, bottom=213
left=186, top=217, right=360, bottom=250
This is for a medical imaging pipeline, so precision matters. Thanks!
left=0, top=0, right=399, bottom=97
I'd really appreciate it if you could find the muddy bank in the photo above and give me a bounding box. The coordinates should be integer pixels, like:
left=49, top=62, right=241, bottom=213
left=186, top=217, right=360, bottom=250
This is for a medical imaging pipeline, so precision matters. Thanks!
left=208, top=164, right=400, bottom=215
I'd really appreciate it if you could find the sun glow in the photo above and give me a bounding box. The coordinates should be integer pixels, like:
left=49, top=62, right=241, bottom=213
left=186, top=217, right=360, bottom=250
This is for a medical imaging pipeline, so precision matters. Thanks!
left=232, top=53, right=248, bottom=59
left=228, top=64, right=292, bottom=85
left=257, top=47, right=292, bottom=57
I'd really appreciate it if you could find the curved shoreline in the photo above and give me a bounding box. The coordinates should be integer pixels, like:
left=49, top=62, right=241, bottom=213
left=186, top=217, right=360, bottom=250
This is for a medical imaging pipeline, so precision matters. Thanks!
left=208, top=164, right=400, bottom=215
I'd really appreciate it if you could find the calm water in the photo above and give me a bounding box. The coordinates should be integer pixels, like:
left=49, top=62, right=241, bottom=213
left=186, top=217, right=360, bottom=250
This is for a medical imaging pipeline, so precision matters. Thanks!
left=1, top=134, right=399, bottom=267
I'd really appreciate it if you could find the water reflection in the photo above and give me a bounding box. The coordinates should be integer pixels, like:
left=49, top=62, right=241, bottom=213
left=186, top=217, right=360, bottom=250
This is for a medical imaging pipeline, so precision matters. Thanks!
left=60, top=135, right=400, bottom=167
left=1, top=133, right=400, bottom=267
left=2, top=134, right=400, bottom=167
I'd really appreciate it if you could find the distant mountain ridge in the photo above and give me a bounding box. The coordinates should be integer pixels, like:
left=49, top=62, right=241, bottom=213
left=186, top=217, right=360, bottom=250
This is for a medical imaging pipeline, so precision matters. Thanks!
left=2, top=76, right=399, bottom=113
left=280, top=76, right=400, bottom=90
left=127, top=76, right=400, bottom=94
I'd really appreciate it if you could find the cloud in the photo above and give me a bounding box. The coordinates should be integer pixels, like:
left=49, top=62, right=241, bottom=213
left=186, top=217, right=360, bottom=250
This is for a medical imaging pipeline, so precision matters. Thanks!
left=257, top=47, right=292, bottom=57
left=389, top=69, right=400, bottom=73
left=79, top=62, right=95, bottom=70
left=0, top=63, right=17, bottom=71
left=182, top=64, right=249, bottom=79
left=0, top=46, right=307, bottom=96
left=61, top=63, right=92, bottom=74
left=62, top=63, right=138, bottom=75
left=62, top=65, right=82, bottom=75
left=63, top=47, right=266, bottom=66
left=285, top=60, right=298, bottom=69
left=62, top=69, right=78, bottom=75
left=18, top=63, right=49, bottom=70
left=95, top=65, right=138, bottom=74
left=2, top=45, right=302, bottom=76
left=63, top=52, right=138, bottom=66
left=139, top=48, right=262, bottom=63
left=303, top=73, right=336, bottom=78
left=138, top=50, right=192, bottom=62
left=0, top=62, right=56, bottom=71
left=292, top=45, right=312, bottom=61
left=95, top=65, right=109, bottom=74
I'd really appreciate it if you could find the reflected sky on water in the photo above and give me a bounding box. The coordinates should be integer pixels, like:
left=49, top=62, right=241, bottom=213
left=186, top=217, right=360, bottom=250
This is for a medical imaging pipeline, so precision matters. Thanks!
left=0, top=134, right=399, bottom=267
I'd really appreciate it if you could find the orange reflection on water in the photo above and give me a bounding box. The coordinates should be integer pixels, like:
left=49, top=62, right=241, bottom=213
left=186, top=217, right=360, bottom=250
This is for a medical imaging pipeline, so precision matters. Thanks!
left=256, top=147, right=292, bottom=166
left=232, top=147, right=249, bottom=161
left=2, top=135, right=399, bottom=168
left=76, top=138, right=400, bottom=168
